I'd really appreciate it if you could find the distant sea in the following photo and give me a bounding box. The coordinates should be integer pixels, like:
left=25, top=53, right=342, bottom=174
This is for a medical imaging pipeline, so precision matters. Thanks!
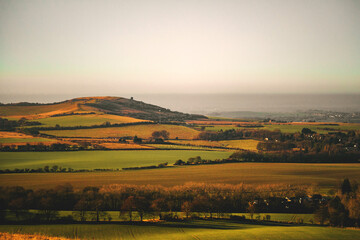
left=0, top=93, right=359, bottom=114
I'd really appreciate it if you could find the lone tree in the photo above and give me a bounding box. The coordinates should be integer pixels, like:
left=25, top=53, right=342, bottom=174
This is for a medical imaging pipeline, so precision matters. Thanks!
left=341, top=178, right=352, bottom=195
left=181, top=201, right=192, bottom=219
left=122, top=196, right=136, bottom=221
left=301, top=128, right=316, bottom=135
left=133, top=135, right=142, bottom=144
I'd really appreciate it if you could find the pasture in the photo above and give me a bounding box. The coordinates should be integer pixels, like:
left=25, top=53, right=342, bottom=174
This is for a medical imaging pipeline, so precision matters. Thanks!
left=0, top=150, right=230, bottom=170
left=0, top=220, right=359, bottom=240
left=41, top=124, right=200, bottom=139
left=1, top=162, right=359, bottom=191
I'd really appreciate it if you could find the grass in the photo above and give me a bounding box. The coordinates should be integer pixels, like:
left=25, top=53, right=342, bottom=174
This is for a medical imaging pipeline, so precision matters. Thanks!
left=6, top=209, right=315, bottom=223
left=0, top=150, right=231, bottom=170
left=32, top=114, right=145, bottom=127
left=0, top=219, right=359, bottom=240
left=1, top=162, right=359, bottom=191
left=41, top=124, right=200, bottom=139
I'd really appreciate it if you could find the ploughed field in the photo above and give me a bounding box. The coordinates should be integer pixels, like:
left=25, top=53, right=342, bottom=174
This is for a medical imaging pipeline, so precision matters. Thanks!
left=1, top=220, right=359, bottom=240
left=1, top=162, right=359, bottom=191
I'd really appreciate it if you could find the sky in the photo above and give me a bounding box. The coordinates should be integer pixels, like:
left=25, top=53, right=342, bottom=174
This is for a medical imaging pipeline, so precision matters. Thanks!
left=0, top=0, right=359, bottom=96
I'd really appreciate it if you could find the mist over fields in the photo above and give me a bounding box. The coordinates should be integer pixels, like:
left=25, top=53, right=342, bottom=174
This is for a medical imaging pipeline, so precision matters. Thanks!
left=1, top=93, right=359, bottom=114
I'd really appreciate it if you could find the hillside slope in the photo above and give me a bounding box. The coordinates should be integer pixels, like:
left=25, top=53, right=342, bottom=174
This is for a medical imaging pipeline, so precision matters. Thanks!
left=0, top=96, right=206, bottom=121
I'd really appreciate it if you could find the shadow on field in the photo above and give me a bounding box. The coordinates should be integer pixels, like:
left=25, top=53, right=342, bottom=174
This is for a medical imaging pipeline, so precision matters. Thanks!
left=1, top=219, right=315, bottom=230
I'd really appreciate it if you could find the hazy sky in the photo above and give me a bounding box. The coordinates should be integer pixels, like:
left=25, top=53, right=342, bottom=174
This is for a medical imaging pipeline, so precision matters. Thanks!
left=0, top=0, right=359, bottom=95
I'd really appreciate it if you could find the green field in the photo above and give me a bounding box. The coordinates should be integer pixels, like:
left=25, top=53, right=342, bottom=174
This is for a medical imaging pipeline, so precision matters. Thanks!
left=0, top=150, right=231, bottom=170
left=2, top=210, right=316, bottom=224
left=41, top=124, right=200, bottom=139
left=1, top=162, right=359, bottom=190
left=0, top=220, right=359, bottom=240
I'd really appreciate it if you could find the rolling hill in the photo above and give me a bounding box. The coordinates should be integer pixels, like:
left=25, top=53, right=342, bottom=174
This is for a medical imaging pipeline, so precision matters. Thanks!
left=0, top=96, right=207, bottom=122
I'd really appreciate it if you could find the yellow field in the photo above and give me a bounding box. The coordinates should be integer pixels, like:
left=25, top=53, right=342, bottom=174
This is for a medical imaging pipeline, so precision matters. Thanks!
left=41, top=124, right=200, bottom=139
left=170, top=139, right=260, bottom=151
left=33, top=114, right=146, bottom=127
left=218, top=139, right=260, bottom=151
left=0, top=102, right=79, bottom=119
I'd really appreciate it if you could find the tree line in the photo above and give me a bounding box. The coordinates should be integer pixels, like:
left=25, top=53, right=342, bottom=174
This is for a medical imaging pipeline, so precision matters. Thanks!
left=0, top=183, right=316, bottom=223
left=0, top=117, right=41, bottom=131
left=229, top=150, right=360, bottom=163
left=1, top=181, right=358, bottom=227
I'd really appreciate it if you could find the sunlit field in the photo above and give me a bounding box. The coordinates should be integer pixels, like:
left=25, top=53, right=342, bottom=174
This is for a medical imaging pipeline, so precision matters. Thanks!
left=1, top=162, right=359, bottom=191
left=30, top=114, right=146, bottom=127
left=0, top=150, right=231, bottom=170
left=1, top=220, right=359, bottom=240
left=41, top=124, right=200, bottom=139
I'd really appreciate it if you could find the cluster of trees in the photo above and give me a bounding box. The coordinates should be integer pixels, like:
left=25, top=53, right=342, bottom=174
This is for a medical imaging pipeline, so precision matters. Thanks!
left=0, top=165, right=121, bottom=174
left=122, top=162, right=169, bottom=170
left=174, top=156, right=239, bottom=166
left=0, top=183, right=320, bottom=223
left=257, top=141, right=296, bottom=151
left=0, top=143, right=78, bottom=152
left=315, top=179, right=360, bottom=227
left=151, top=130, right=170, bottom=140
left=197, top=129, right=283, bottom=141
left=198, top=128, right=360, bottom=156
left=0, top=165, right=73, bottom=174
left=229, top=150, right=360, bottom=163
left=0, top=117, right=41, bottom=131
left=51, top=112, right=96, bottom=117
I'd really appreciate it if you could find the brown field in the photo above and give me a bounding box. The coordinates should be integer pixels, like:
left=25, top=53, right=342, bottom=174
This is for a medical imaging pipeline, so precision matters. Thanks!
left=41, top=124, right=200, bottom=139
left=0, top=102, right=80, bottom=119
left=1, top=163, right=359, bottom=191
left=0, top=131, right=33, bottom=139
